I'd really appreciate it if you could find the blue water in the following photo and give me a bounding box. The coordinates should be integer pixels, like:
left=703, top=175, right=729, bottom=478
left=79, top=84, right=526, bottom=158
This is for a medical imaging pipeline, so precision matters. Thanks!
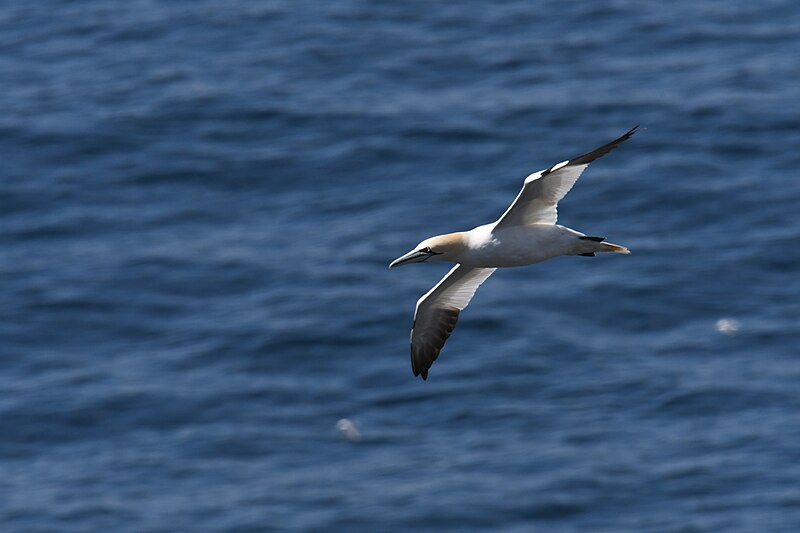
left=2, top=1, right=799, bottom=531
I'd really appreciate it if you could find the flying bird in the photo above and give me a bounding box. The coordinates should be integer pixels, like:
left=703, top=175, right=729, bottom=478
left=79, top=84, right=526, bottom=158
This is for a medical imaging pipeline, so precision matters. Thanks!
left=390, top=127, right=638, bottom=380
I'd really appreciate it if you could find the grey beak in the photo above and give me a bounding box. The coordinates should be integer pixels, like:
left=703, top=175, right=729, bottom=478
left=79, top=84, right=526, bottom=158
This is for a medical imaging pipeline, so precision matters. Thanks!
left=389, top=249, right=432, bottom=268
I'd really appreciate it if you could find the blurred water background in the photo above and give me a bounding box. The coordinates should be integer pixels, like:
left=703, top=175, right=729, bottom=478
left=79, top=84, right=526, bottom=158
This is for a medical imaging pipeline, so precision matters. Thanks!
left=2, top=1, right=799, bottom=531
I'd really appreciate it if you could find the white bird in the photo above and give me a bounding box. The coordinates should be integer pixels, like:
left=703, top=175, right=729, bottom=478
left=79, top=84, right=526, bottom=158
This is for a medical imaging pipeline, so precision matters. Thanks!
left=390, top=127, right=637, bottom=380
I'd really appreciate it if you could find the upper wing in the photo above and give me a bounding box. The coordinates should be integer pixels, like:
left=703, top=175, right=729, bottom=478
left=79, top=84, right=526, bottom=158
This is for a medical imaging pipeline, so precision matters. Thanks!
left=493, top=126, right=638, bottom=228
left=410, top=264, right=496, bottom=380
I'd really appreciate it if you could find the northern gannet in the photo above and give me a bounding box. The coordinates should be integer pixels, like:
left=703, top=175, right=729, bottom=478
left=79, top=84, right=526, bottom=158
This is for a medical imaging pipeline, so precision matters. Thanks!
left=390, top=127, right=637, bottom=380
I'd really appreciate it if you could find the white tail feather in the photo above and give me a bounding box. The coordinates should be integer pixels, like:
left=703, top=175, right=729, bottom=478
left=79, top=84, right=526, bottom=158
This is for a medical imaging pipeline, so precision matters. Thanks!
left=601, top=242, right=630, bottom=254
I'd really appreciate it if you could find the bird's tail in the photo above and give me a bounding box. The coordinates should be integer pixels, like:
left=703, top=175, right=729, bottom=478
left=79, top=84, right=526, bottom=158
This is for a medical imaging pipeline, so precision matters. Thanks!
left=600, top=242, right=630, bottom=254
left=579, top=235, right=631, bottom=255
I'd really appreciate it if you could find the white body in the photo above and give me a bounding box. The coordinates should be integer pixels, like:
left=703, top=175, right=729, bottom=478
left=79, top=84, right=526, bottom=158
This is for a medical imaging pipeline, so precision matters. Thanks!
left=459, top=223, right=590, bottom=268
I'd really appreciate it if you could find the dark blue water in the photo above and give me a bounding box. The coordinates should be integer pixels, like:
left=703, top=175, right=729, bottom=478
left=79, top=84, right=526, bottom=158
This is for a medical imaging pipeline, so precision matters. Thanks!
left=2, top=1, right=799, bottom=531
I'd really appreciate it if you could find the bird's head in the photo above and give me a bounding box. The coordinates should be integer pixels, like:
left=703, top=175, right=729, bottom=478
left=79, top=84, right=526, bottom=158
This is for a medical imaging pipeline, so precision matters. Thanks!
left=389, top=233, right=466, bottom=268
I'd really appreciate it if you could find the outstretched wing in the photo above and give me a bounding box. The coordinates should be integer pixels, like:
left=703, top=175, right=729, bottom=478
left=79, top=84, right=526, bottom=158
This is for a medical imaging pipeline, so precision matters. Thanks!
left=494, top=126, right=638, bottom=228
left=410, top=264, right=496, bottom=380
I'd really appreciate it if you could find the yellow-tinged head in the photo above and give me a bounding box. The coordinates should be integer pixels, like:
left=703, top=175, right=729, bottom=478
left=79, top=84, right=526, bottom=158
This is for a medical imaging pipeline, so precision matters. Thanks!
left=389, top=233, right=467, bottom=268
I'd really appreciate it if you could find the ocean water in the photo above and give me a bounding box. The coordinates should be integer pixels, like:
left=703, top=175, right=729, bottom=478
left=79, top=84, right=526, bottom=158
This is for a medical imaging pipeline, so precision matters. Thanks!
left=2, top=1, right=799, bottom=531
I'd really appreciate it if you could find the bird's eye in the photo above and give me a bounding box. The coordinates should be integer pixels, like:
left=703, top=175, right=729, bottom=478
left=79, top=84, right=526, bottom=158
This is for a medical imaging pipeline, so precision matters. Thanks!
left=422, top=247, right=432, bottom=253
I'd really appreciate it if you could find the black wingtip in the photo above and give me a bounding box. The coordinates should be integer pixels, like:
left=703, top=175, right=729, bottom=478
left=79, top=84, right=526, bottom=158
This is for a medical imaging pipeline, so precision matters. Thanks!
left=568, top=126, right=640, bottom=166
left=411, top=344, right=427, bottom=380
left=619, top=125, right=640, bottom=138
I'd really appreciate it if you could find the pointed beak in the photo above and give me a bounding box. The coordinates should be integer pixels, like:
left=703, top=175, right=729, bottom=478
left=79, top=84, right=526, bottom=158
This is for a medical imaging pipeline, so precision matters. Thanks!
left=389, top=249, right=432, bottom=268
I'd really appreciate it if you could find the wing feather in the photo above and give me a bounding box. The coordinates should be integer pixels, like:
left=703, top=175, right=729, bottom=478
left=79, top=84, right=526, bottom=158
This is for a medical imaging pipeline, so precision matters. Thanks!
left=494, top=126, right=638, bottom=228
left=410, top=265, right=496, bottom=380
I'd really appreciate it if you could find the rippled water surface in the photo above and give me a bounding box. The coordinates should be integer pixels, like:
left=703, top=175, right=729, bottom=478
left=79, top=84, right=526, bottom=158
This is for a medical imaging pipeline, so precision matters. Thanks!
left=2, top=1, right=800, bottom=531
